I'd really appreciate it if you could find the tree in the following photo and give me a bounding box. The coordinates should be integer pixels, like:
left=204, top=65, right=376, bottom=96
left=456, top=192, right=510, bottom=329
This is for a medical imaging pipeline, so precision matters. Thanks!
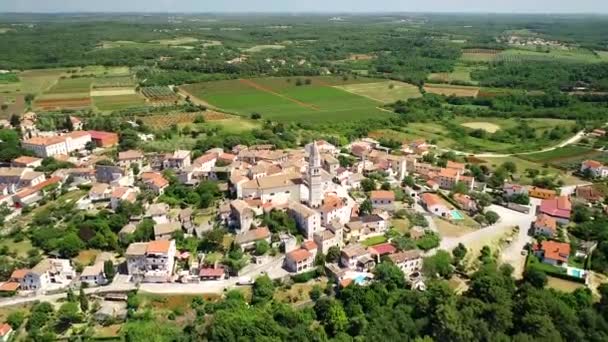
left=359, top=199, right=373, bottom=216
left=255, top=240, right=270, bottom=256
left=119, top=129, right=140, bottom=151
left=523, top=268, right=548, bottom=288
left=64, top=115, right=74, bottom=131
left=57, top=302, right=82, bottom=326
left=452, top=243, right=467, bottom=264
left=79, top=287, right=89, bottom=312
left=315, top=251, right=326, bottom=267
left=373, top=262, right=406, bottom=290
left=423, top=250, right=453, bottom=278
left=66, top=288, right=76, bottom=302
left=104, top=260, right=115, bottom=282
left=250, top=112, right=262, bottom=120
left=484, top=211, right=500, bottom=225
left=326, top=246, right=340, bottom=263
left=361, top=178, right=376, bottom=192
left=310, top=284, right=323, bottom=301
left=6, top=311, right=25, bottom=329
left=326, top=300, right=348, bottom=336
left=252, top=275, right=275, bottom=304
left=502, top=161, right=517, bottom=174
left=402, top=176, right=415, bottom=187
left=452, top=182, right=469, bottom=195
left=9, top=113, right=20, bottom=127
left=381, top=182, right=391, bottom=191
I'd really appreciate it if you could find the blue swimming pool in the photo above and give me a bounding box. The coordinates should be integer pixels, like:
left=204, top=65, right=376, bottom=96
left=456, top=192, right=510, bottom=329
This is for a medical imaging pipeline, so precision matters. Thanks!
left=451, top=210, right=464, bottom=220
left=353, top=274, right=367, bottom=285
left=568, top=267, right=585, bottom=279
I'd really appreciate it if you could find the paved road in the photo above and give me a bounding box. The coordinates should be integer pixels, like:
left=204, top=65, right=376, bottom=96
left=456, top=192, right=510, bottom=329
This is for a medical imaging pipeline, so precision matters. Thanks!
left=445, top=130, right=585, bottom=158
left=0, top=278, right=135, bottom=308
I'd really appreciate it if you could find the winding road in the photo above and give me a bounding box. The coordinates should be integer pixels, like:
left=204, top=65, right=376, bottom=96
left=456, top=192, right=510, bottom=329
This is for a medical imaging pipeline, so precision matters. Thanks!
left=443, top=130, right=586, bottom=158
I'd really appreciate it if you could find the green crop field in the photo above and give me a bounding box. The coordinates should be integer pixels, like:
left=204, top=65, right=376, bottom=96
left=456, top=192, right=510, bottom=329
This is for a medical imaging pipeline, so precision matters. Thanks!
left=335, top=80, right=422, bottom=103
left=497, top=48, right=604, bottom=64
left=46, top=77, right=93, bottom=94
left=521, top=146, right=598, bottom=163
left=182, top=77, right=396, bottom=123
left=93, top=94, right=147, bottom=111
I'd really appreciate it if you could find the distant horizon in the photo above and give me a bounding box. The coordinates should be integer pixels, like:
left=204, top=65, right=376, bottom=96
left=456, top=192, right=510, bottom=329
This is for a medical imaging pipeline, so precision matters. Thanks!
left=1, top=0, right=607, bottom=15
left=1, top=11, right=608, bottom=15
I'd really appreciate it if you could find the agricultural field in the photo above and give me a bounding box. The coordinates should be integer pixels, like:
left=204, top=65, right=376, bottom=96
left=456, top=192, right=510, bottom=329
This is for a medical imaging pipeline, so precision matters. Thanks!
left=72, top=65, right=131, bottom=77
left=45, top=77, right=93, bottom=95
left=460, top=49, right=500, bottom=62
left=34, top=96, right=91, bottom=111
left=142, top=86, right=180, bottom=103
left=423, top=83, right=480, bottom=97
left=0, top=68, right=68, bottom=95
left=521, top=145, right=608, bottom=170
left=92, top=76, right=136, bottom=89
left=243, top=44, right=285, bottom=52
left=93, top=94, right=147, bottom=111
left=460, top=121, right=501, bottom=133
left=335, top=80, right=422, bottom=103
left=182, top=76, right=395, bottom=123
left=497, top=48, right=605, bottom=64
left=0, top=94, right=25, bottom=119
left=428, top=64, right=484, bottom=85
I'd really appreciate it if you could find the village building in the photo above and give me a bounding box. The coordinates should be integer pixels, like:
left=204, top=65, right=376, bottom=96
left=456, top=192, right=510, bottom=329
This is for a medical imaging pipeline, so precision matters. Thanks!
left=0, top=323, right=13, bottom=342
left=529, top=187, right=557, bottom=200
left=11, top=156, right=43, bottom=168
left=163, top=150, right=191, bottom=170
left=288, top=201, right=322, bottom=239
left=580, top=160, right=608, bottom=178
left=10, top=258, right=75, bottom=292
left=533, top=240, right=570, bottom=267
left=453, top=193, right=478, bottom=213
left=140, top=172, right=169, bottom=194
left=344, top=215, right=388, bottom=243
left=503, top=183, right=529, bottom=198
left=533, top=214, right=557, bottom=238
left=340, top=244, right=374, bottom=271
left=234, top=227, right=271, bottom=251
left=117, top=150, right=145, bottom=169
left=370, top=190, right=395, bottom=211
left=154, top=222, right=181, bottom=240
left=79, top=262, right=107, bottom=286
left=389, top=250, right=423, bottom=277
left=126, top=240, right=176, bottom=283
left=21, top=131, right=91, bottom=158
left=284, top=248, right=314, bottom=273
left=88, top=131, right=119, bottom=147
left=539, top=196, right=571, bottom=224
left=420, top=193, right=451, bottom=218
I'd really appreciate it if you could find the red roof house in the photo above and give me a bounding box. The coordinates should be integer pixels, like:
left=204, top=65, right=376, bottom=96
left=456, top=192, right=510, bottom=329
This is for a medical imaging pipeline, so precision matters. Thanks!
left=87, top=131, right=119, bottom=147
left=539, top=196, right=571, bottom=222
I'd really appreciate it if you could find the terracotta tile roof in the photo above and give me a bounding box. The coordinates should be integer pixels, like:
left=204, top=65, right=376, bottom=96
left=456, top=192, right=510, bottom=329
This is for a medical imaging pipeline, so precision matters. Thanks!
left=371, top=190, right=395, bottom=201
left=438, top=168, right=459, bottom=178
left=320, top=195, right=344, bottom=213
left=23, top=135, right=66, bottom=146
left=583, top=160, right=603, bottom=168
left=287, top=248, right=313, bottom=263
left=389, top=250, right=422, bottom=263
left=340, top=278, right=353, bottom=288
left=421, top=193, right=442, bottom=207
left=87, top=130, right=118, bottom=140
left=12, top=156, right=41, bottom=165
left=302, top=240, right=318, bottom=251
left=199, top=267, right=225, bottom=278
left=125, top=242, right=148, bottom=256
left=540, top=196, right=571, bottom=219
left=530, top=187, right=557, bottom=197
left=0, top=323, right=12, bottom=336
left=111, top=187, right=129, bottom=198
left=14, top=176, right=62, bottom=200
left=10, top=269, right=28, bottom=280
left=141, top=172, right=169, bottom=188
left=194, top=153, right=217, bottom=164
left=535, top=240, right=570, bottom=263
left=118, top=150, right=144, bottom=160
left=219, top=153, right=237, bottom=161
left=446, top=160, right=465, bottom=171
left=147, top=240, right=172, bottom=254
left=0, top=282, right=20, bottom=292
left=368, top=243, right=396, bottom=256
left=235, top=227, right=271, bottom=245
left=534, top=214, right=557, bottom=232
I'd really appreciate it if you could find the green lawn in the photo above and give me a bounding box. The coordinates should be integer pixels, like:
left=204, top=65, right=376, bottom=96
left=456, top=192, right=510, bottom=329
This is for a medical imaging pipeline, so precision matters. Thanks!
left=335, top=80, right=422, bottom=103
left=362, top=235, right=389, bottom=247
left=182, top=77, right=395, bottom=123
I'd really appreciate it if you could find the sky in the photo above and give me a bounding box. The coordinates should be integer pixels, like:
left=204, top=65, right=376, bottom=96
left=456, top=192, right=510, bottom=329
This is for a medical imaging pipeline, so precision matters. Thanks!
left=1, top=0, right=607, bottom=14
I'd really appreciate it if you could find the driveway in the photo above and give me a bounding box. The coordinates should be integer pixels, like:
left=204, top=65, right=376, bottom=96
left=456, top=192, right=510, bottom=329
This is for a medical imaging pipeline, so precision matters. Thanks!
left=433, top=204, right=536, bottom=278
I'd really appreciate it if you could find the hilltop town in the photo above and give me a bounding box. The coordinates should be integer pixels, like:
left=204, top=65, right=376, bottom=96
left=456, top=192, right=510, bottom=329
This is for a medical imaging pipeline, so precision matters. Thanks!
left=1, top=12, right=608, bottom=341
